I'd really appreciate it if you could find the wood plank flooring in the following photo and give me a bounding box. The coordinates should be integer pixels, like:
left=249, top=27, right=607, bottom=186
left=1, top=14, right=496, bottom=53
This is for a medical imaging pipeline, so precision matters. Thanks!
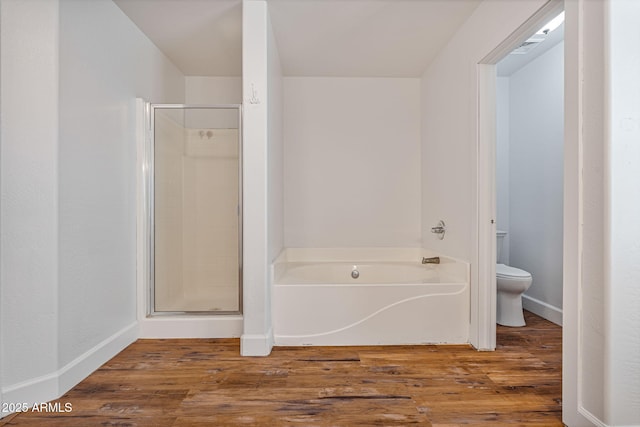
left=1, top=311, right=561, bottom=426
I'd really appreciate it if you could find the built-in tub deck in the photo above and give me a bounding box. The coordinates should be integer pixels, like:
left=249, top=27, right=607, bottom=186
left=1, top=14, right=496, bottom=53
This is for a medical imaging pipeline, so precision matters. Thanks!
left=272, top=248, right=470, bottom=346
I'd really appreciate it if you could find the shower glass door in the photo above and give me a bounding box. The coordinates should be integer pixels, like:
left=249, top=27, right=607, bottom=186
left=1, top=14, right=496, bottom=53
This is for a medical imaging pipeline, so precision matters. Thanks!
left=151, top=105, right=242, bottom=314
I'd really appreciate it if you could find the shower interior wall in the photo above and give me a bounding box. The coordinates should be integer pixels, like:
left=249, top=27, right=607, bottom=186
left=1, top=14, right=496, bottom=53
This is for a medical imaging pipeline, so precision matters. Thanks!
left=282, top=77, right=422, bottom=249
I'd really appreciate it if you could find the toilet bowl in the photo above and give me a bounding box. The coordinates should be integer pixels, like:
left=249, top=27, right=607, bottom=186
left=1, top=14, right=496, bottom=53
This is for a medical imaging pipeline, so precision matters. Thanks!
left=496, top=263, right=532, bottom=327
left=495, top=230, right=532, bottom=327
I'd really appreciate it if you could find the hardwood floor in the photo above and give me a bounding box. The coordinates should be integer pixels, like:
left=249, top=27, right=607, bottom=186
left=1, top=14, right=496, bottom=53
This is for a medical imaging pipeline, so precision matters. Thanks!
left=1, top=311, right=561, bottom=426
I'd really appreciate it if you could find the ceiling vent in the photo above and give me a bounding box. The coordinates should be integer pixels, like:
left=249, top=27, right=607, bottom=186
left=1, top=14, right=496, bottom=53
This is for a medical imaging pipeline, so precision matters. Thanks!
left=510, top=37, right=545, bottom=55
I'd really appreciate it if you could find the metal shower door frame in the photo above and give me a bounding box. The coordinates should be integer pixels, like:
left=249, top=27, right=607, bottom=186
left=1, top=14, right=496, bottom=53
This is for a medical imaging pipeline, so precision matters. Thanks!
left=148, top=103, right=243, bottom=316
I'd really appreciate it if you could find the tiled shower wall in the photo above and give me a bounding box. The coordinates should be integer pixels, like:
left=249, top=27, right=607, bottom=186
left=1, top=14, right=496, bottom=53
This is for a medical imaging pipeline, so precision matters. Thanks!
left=182, top=128, right=239, bottom=310
left=154, top=110, right=239, bottom=311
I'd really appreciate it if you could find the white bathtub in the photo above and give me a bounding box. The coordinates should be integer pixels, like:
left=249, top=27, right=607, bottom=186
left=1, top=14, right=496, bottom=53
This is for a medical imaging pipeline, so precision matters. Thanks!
left=272, top=248, right=470, bottom=346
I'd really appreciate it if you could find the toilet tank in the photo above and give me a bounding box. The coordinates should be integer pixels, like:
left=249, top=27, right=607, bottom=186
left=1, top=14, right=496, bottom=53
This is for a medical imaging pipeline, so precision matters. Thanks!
left=496, top=230, right=507, bottom=264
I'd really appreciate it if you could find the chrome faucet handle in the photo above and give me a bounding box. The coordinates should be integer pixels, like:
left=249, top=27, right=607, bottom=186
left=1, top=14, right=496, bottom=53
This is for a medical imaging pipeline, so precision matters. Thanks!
left=431, top=220, right=446, bottom=240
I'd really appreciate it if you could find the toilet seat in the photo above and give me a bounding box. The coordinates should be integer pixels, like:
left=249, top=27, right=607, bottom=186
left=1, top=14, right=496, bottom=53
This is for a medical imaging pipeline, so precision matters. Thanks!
left=496, top=263, right=531, bottom=279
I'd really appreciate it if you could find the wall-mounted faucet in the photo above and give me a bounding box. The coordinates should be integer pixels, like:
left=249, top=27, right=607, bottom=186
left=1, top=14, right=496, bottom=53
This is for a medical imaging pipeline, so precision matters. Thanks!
left=422, top=256, right=440, bottom=264
left=431, top=220, right=446, bottom=240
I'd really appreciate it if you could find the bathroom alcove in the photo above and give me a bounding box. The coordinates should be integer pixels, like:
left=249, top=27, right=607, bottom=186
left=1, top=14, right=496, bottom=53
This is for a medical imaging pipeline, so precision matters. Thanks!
left=243, top=0, right=484, bottom=355
left=114, top=0, right=246, bottom=337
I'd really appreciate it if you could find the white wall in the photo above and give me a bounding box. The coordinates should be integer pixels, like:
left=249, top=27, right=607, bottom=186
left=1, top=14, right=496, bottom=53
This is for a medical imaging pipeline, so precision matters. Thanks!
left=606, top=0, right=640, bottom=424
left=186, top=76, right=242, bottom=104
left=562, top=1, right=640, bottom=425
left=420, top=0, right=548, bottom=262
left=498, top=42, right=564, bottom=324
left=58, top=0, right=185, bottom=373
left=0, top=0, right=60, bottom=405
left=1, top=0, right=185, bottom=411
left=267, top=12, right=284, bottom=263
left=284, top=77, right=421, bottom=248
left=496, top=77, right=510, bottom=265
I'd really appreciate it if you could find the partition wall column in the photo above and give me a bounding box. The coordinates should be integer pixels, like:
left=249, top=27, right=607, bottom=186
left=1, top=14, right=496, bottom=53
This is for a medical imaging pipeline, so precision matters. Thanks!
left=241, top=0, right=272, bottom=356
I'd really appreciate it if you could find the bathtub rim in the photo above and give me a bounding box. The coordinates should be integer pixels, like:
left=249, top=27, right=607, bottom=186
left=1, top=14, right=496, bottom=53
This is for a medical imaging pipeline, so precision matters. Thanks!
left=271, top=247, right=470, bottom=285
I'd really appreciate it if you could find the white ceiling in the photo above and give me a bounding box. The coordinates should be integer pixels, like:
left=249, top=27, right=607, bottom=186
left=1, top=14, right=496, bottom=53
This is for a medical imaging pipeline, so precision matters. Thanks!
left=114, top=0, right=243, bottom=76
left=114, top=0, right=483, bottom=78
left=268, top=0, right=482, bottom=77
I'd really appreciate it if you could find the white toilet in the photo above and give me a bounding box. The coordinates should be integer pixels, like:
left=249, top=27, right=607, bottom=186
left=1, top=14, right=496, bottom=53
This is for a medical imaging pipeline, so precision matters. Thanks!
left=496, top=231, right=532, bottom=327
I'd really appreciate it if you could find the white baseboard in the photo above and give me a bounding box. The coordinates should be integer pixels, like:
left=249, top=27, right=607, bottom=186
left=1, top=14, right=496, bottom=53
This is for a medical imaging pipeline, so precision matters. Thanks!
left=57, top=322, right=138, bottom=395
left=241, top=328, right=274, bottom=356
left=522, top=294, right=563, bottom=326
left=579, top=405, right=639, bottom=427
left=579, top=406, right=608, bottom=427
left=139, top=315, right=243, bottom=338
left=1, top=370, right=59, bottom=414
left=1, top=322, right=138, bottom=416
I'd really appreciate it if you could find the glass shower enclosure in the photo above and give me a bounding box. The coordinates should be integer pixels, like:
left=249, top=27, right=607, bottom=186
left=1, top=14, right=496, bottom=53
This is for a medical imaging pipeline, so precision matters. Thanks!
left=150, top=104, right=242, bottom=314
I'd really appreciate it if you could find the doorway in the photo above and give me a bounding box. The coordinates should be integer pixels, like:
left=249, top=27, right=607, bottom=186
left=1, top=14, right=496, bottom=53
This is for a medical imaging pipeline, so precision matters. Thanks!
left=494, top=16, right=564, bottom=326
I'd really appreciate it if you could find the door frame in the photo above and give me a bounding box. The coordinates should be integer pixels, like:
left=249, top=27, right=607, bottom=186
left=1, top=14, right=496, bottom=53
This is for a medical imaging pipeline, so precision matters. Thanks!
left=135, top=100, right=245, bottom=321
left=475, top=0, right=564, bottom=351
